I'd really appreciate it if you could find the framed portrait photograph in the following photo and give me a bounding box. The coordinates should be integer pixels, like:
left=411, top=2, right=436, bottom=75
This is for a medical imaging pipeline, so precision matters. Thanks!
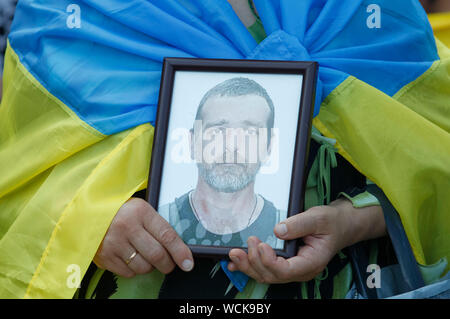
left=146, top=58, right=317, bottom=259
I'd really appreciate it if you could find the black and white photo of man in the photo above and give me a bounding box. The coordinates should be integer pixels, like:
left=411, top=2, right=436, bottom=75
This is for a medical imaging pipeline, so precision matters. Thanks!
left=159, top=77, right=285, bottom=249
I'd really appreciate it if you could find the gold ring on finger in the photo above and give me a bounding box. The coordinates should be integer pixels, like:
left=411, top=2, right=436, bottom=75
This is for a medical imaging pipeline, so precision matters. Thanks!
left=125, top=251, right=138, bottom=265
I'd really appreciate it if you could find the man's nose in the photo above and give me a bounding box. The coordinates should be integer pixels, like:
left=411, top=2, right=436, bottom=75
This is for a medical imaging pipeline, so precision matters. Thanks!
left=224, top=128, right=247, bottom=163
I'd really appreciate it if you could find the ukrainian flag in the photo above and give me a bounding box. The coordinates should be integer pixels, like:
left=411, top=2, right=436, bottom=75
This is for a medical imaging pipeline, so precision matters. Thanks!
left=428, top=11, right=450, bottom=46
left=0, top=0, right=449, bottom=298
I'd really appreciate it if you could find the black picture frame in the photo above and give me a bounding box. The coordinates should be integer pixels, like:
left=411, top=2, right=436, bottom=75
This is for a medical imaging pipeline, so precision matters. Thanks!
left=146, top=57, right=317, bottom=259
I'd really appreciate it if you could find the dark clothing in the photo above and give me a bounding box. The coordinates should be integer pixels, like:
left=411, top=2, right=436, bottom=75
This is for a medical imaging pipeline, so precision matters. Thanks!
left=0, top=0, right=17, bottom=73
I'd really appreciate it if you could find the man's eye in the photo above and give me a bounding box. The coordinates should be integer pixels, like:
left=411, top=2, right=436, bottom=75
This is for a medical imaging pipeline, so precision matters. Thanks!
left=211, top=127, right=225, bottom=135
left=246, top=127, right=258, bottom=135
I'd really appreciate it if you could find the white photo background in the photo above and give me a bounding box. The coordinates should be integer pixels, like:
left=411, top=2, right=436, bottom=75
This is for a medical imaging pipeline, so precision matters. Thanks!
left=158, top=70, right=303, bottom=228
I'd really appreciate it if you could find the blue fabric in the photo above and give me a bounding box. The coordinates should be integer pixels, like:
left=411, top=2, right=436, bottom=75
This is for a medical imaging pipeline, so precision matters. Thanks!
left=220, top=260, right=249, bottom=293
left=9, top=0, right=439, bottom=135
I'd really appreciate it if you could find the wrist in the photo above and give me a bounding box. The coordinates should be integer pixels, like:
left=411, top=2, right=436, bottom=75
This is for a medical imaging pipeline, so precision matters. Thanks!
left=330, top=197, right=386, bottom=249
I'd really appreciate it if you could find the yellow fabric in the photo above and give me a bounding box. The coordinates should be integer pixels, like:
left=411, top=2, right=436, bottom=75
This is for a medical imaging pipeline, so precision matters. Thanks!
left=394, top=39, right=450, bottom=132
left=428, top=12, right=450, bottom=47
left=313, top=39, right=450, bottom=271
left=0, top=44, right=154, bottom=298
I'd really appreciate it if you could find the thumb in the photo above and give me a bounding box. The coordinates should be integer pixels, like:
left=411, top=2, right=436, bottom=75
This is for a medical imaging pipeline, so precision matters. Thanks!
left=274, top=207, right=322, bottom=240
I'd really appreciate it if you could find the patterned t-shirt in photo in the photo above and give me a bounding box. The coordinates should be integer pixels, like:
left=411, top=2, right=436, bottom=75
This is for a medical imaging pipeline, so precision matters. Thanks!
left=159, top=191, right=285, bottom=250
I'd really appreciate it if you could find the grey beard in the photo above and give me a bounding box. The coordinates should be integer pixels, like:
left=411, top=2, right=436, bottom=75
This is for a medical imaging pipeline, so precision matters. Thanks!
left=198, top=162, right=260, bottom=193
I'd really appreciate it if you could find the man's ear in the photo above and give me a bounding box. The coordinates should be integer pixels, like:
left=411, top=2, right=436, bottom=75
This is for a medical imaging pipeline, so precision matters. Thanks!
left=191, top=120, right=205, bottom=163
left=259, top=128, right=273, bottom=164
left=189, top=128, right=195, bottom=161
left=266, top=129, right=274, bottom=161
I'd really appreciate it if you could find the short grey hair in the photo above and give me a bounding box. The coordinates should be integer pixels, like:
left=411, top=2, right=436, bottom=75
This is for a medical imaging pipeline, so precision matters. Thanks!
left=194, top=77, right=275, bottom=129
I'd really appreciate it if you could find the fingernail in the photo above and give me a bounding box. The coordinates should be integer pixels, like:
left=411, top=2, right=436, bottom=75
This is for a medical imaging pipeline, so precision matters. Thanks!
left=275, top=223, right=287, bottom=236
left=258, top=245, right=265, bottom=255
left=230, top=255, right=240, bottom=264
left=248, top=236, right=257, bottom=247
left=182, top=259, right=193, bottom=271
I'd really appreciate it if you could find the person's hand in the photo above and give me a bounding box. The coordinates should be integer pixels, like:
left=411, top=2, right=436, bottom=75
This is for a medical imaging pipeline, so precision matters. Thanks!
left=94, top=198, right=194, bottom=278
left=227, top=198, right=386, bottom=283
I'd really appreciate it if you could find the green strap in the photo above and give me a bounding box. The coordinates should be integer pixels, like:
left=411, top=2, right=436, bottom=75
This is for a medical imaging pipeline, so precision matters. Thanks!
left=300, top=282, right=309, bottom=299
left=109, top=271, right=165, bottom=299
left=339, top=191, right=380, bottom=208
left=318, top=143, right=338, bottom=204
left=303, top=126, right=336, bottom=299
left=245, top=1, right=267, bottom=44
left=85, top=268, right=105, bottom=299
left=331, top=263, right=353, bottom=299
left=210, top=261, right=222, bottom=278
left=247, top=19, right=266, bottom=43
left=369, top=241, right=379, bottom=266
left=418, top=257, right=448, bottom=285
left=313, top=267, right=329, bottom=299
left=305, top=126, right=338, bottom=209
left=234, top=279, right=269, bottom=299
left=303, top=127, right=356, bottom=299
left=332, top=251, right=353, bottom=298
left=248, top=0, right=258, bottom=18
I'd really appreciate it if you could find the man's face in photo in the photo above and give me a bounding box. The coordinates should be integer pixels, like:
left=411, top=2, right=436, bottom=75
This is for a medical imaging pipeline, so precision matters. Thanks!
left=193, top=94, right=273, bottom=193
